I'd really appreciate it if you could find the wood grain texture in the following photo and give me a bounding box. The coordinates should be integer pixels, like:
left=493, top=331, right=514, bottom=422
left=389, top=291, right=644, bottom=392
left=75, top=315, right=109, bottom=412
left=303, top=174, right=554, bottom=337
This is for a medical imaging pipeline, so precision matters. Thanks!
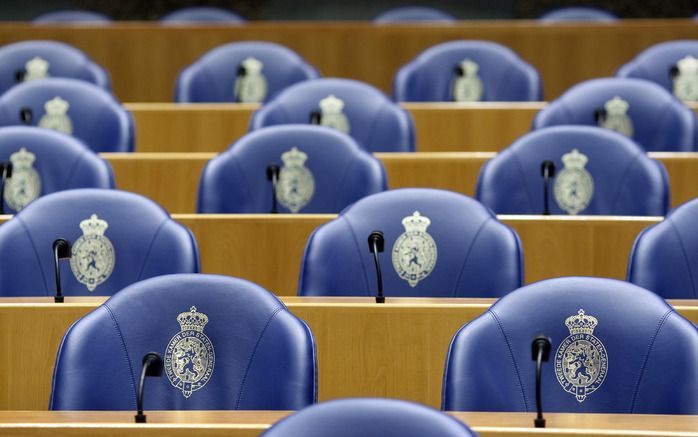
left=1, top=21, right=698, bottom=102
left=0, top=297, right=693, bottom=412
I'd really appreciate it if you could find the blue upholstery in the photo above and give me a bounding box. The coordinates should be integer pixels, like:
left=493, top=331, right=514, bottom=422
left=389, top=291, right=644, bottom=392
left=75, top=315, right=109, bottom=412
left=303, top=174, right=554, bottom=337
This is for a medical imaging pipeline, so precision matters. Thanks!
left=539, top=7, right=617, bottom=22
left=628, top=198, right=698, bottom=299
left=250, top=78, right=415, bottom=153
left=262, top=398, right=476, bottom=437
left=0, top=189, right=199, bottom=297
left=0, top=126, right=114, bottom=213
left=50, top=273, right=316, bottom=410
left=532, top=78, right=697, bottom=151
left=373, top=7, right=456, bottom=23
left=0, top=40, right=110, bottom=94
left=393, top=40, right=542, bottom=102
left=443, top=277, right=698, bottom=414
left=0, top=78, right=134, bottom=152
left=175, top=42, right=318, bottom=103
left=476, top=126, right=669, bottom=216
left=299, top=188, right=522, bottom=298
left=198, top=125, right=386, bottom=213
left=616, top=41, right=698, bottom=100
left=160, top=7, right=245, bottom=23
left=32, top=10, right=111, bottom=24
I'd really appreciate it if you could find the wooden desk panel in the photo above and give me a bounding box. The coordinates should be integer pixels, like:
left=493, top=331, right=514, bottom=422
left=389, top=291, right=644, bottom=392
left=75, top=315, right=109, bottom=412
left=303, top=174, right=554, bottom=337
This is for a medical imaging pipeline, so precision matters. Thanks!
left=2, top=21, right=698, bottom=102
left=0, top=411, right=696, bottom=437
left=105, top=151, right=698, bottom=214
left=0, top=297, right=694, bottom=412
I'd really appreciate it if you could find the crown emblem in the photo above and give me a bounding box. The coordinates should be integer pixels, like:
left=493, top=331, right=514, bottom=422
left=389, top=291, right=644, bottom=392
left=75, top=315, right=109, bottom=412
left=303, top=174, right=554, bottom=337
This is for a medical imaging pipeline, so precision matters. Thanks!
left=177, top=306, right=209, bottom=332
left=9, top=147, right=36, bottom=169
left=281, top=146, right=308, bottom=167
left=241, top=57, right=263, bottom=74
left=459, top=59, right=479, bottom=76
left=319, top=94, right=344, bottom=113
left=25, top=57, right=49, bottom=79
left=677, top=55, right=698, bottom=75
left=604, top=96, right=629, bottom=116
left=561, top=148, right=588, bottom=169
left=402, top=211, right=431, bottom=233
left=565, top=309, right=598, bottom=335
left=44, top=96, right=69, bottom=115
left=79, top=214, right=109, bottom=236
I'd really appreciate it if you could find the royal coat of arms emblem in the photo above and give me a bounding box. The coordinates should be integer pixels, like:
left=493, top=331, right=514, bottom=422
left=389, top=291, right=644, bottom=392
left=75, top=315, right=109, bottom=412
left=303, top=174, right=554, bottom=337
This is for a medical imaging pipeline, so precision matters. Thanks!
left=4, top=147, right=40, bottom=211
left=318, top=94, right=350, bottom=134
left=672, top=55, right=698, bottom=101
left=451, top=59, right=484, bottom=102
left=234, top=57, right=268, bottom=103
left=554, top=149, right=594, bottom=215
left=23, top=57, right=50, bottom=82
left=276, top=147, right=315, bottom=213
left=597, top=96, right=633, bottom=138
left=391, top=211, right=438, bottom=287
left=38, top=96, right=73, bottom=135
left=69, top=214, right=115, bottom=291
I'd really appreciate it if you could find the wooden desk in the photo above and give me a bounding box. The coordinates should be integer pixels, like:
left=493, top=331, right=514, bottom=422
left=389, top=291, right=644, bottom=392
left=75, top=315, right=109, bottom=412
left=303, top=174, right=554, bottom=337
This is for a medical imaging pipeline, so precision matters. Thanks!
left=0, top=297, right=695, bottom=412
left=2, top=21, right=698, bottom=102
left=105, top=151, right=698, bottom=214
left=0, top=411, right=696, bottom=437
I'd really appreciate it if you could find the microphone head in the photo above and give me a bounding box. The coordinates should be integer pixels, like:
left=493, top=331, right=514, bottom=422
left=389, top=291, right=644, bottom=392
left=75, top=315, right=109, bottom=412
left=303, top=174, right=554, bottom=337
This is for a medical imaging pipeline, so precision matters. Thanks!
left=2, top=162, right=12, bottom=179
left=236, top=65, right=247, bottom=77
left=540, top=160, right=556, bottom=178
left=19, top=107, right=33, bottom=125
left=669, top=65, right=680, bottom=78
left=594, top=107, right=606, bottom=124
left=368, top=230, right=385, bottom=253
left=52, top=238, right=72, bottom=260
left=266, top=163, right=280, bottom=181
left=453, top=65, right=464, bottom=76
left=142, top=352, right=164, bottom=377
left=531, top=333, right=552, bottom=362
left=14, top=69, right=25, bottom=83
left=309, top=110, right=322, bottom=125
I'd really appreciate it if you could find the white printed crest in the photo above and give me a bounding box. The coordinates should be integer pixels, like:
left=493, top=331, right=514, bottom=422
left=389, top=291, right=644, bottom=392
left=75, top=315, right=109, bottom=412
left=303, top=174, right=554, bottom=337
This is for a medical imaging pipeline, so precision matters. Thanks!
left=391, top=211, right=437, bottom=287
left=276, top=147, right=315, bottom=213
left=233, top=57, right=268, bottom=103
left=318, top=94, right=350, bottom=134
left=69, top=214, right=115, bottom=291
left=554, top=148, right=594, bottom=215
left=597, top=96, right=633, bottom=138
left=23, top=57, right=50, bottom=82
left=38, top=96, right=73, bottom=135
left=672, top=55, right=698, bottom=101
left=4, top=147, right=41, bottom=211
left=451, top=59, right=484, bottom=102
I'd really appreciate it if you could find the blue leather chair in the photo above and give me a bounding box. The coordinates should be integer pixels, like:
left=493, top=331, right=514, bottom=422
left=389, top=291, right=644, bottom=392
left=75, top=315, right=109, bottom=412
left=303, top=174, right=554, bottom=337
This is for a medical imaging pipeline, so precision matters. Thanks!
left=0, top=40, right=110, bottom=94
left=198, top=125, right=386, bottom=213
left=0, top=126, right=113, bottom=213
left=443, top=277, right=698, bottom=414
left=532, top=78, right=697, bottom=152
left=476, top=126, right=669, bottom=216
left=0, top=189, right=199, bottom=297
left=262, top=398, right=476, bottom=437
left=175, top=42, right=318, bottom=103
left=32, top=10, right=111, bottom=24
left=373, top=7, right=456, bottom=23
left=628, top=198, right=698, bottom=299
left=299, top=188, right=522, bottom=298
left=0, top=78, right=134, bottom=152
left=394, top=40, right=542, bottom=102
left=50, top=273, right=316, bottom=410
left=539, top=7, right=617, bottom=22
left=250, top=78, right=415, bottom=153
left=616, top=41, right=698, bottom=101
left=160, top=7, right=245, bottom=23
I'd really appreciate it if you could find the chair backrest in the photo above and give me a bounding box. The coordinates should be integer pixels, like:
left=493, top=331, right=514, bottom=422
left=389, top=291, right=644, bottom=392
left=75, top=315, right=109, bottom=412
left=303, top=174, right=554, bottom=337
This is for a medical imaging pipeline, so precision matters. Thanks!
left=0, top=78, right=134, bottom=152
left=50, top=273, right=316, bottom=410
left=198, top=125, right=386, bottom=213
left=476, top=126, right=669, bottom=216
left=250, top=78, right=415, bottom=152
left=32, top=10, right=111, bottom=24
left=532, top=78, right=697, bottom=152
left=0, top=40, right=110, bottom=94
left=0, top=126, right=114, bottom=213
left=299, top=188, right=522, bottom=298
left=0, top=189, right=199, bottom=297
left=539, top=7, right=617, bottom=22
left=262, top=398, right=476, bottom=437
left=443, top=276, right=698, bottom=414
left=175, top=41, right=318, bottom=103
left=373, top=7, right=456, bottom=23
left=616, top=40, right=698, bottom=102
left=628, top=197, right=698, bottom=299
left=160, top=7, right=245, bottom=23
left=393, top=40, right=542, bottom=102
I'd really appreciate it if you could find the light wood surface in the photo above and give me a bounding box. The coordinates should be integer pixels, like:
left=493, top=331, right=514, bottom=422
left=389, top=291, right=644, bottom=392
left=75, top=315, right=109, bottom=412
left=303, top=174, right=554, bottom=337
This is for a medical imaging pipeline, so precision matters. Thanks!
left=0, top=297, right=694, bottom=412
left=0, top=411, right=696, bottom=437
left=104, top=151, right=698, bottom=214
left=2, top=21, right=698, bottom=102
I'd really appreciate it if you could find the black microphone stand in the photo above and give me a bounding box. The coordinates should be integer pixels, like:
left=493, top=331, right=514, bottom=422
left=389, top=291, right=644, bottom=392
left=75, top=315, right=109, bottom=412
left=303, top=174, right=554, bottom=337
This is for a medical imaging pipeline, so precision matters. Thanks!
left=266, top=163, right=280, bottom=213
left=368, top=231, right=385, bottom=304
left=0, top=162, right=12, bottom=214
left=135, top=352, right=164, bottom=423
left=52, top=239, right=71, bottom=303
left=540, top=161, right=555, bottom=216
left=531, top=333, right=552, bottom=428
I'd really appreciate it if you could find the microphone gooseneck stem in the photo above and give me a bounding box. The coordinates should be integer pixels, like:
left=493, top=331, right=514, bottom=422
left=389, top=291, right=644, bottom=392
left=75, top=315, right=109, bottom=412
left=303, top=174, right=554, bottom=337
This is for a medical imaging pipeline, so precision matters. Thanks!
left=542, top=173, right=550, bottom=216
left=535, top=346, right=545, bottom=428
left=0, top=165, right=7, bottom=215
left=372, top=239, right=384, bottom=304
left=135, top=361, right=149, bottom=423
left=54, top=249, right=63, bottom=303
left=270, top=171, right=278, bottom=214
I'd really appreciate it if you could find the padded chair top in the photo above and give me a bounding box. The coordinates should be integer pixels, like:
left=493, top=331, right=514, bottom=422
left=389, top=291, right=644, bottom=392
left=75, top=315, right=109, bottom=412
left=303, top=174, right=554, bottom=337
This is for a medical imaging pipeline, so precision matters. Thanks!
left=373, top=7, right=456, bottom=23
left=616, top=40, right=698, bottom=93
left=32, top=10, right=111, bottom=23
left=160, top=7, right=245, bottom=23
left=539, top=7, right=617, bottom=22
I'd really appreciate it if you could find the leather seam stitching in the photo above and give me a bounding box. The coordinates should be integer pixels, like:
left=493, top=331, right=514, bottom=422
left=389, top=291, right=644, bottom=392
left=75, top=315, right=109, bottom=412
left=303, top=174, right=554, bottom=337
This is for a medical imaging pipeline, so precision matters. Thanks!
left=490, top=310, right=530, bottom=410
left=629, top=309, right=672, bottom=413
left=104, top=304, right=139, bottom=409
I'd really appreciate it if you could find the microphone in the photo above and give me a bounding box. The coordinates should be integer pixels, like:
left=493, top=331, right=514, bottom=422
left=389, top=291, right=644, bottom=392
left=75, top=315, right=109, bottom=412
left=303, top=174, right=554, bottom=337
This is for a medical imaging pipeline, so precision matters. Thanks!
left=367, top=231, right=385, bottom=304
left=14, top=69, right=25, bottom=83
left=0, top=162, right=12, bottom=214
left=266, top=163, right=280, bottom=213
left=52, top=239, right=71, bottom=303
left=593, top=107, right=606, bottom=125
left=540, top=160, right=556, bottom=215
left=19, top=107, right=33, bottom=125
left=309, top=110, right=322, bottom=125
left=234, top=65, right=247, bottom=102
left=135, top=352, right=163, bottom=423
left=531, top=333, right=552, bottom=428
left=669, top=65, right=680, bottom=79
